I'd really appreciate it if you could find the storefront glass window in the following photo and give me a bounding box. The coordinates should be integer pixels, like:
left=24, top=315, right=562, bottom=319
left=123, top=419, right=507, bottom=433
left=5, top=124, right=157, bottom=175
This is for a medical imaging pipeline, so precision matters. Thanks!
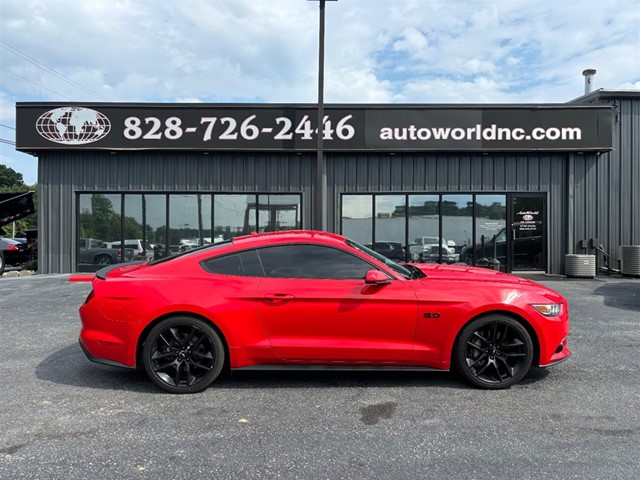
left=408, top=195, right=439, bottom=263
left=472, top=195, right=507, bottom=270
left=375, top=195, right=407, bottom=262
left=214, top=194, right=254, bottom=239
left=213, top=194, right=300, bottom=240
left=341, top=195, right=373, bottom=245
left=169, top=194, right=212, bottom=254
left=257, top=194, right=301, bottom=232
left=123, top=194, right=144, bottom=243
left=143, top=194, right=167, bottom=257
left=77, top=193, right=122, bottom=271
left=441, top=194, right=472, bottom=264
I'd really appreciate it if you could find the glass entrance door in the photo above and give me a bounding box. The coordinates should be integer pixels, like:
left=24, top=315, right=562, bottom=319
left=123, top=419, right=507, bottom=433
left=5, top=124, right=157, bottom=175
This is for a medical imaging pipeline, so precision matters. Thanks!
left=511, top=195, right=545, bottom=271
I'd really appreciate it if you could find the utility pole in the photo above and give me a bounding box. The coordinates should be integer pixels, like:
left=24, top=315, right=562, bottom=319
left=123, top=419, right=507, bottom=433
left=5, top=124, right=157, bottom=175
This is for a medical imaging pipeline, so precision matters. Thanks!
left=309, top=0, right=336, bottom=231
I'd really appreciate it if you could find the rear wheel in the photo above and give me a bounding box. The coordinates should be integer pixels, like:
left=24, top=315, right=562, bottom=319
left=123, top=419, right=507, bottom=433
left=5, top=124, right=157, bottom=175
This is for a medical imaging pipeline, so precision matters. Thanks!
left=0, top=251, right=5, bottom=275
left=142, top=316, right=224, bottom=394
left=454, top=315, right=533, bottom=389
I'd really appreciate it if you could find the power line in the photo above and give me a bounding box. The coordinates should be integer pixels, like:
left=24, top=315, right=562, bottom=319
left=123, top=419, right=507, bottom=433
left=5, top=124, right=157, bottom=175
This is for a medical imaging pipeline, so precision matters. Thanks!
left=0, top=40, right=112, bottom=102
left=0, top=124, right=16, bottom=130
left=0, top=138, right=16, bottom=146
left=0, top=67, right=74, bottom=101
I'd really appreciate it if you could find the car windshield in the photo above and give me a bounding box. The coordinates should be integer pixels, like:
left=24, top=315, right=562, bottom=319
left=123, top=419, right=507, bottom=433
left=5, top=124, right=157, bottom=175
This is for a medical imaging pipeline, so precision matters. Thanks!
left=148, top=240, right=232, bottom=266
left=346, top=239, right=423, bottom=280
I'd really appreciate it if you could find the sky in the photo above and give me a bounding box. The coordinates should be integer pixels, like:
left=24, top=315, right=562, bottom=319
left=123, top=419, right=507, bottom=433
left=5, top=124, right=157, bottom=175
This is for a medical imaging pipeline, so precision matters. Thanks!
left=1, top=0, right=639, bottom=186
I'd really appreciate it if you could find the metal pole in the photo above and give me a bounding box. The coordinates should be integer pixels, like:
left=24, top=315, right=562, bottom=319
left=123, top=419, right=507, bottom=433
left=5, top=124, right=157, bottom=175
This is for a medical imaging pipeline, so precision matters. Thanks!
left=315, top=0, right=327, bottom=231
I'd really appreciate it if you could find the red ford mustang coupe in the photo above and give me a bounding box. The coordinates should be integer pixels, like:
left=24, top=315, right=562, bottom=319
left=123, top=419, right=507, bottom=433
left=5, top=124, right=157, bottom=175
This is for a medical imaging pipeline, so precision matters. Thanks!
left=79, top=230, right=570, bottom=393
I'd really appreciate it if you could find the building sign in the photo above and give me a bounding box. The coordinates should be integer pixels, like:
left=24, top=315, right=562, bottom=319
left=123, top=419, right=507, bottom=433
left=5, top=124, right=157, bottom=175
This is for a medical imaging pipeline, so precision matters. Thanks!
left=16, top=103, right=613, bottom=152
left=517, top=210, right=541, bottom=232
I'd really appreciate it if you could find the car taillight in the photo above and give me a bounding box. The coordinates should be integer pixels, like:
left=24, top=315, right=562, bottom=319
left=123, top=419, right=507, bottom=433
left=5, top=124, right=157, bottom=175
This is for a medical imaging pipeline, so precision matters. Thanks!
left=6, top=245, right=19, bottom=251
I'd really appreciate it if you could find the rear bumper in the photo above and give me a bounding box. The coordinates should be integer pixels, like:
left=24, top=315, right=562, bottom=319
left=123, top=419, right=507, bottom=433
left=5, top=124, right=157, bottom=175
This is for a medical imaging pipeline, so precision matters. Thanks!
left=79, top=338, right=134, bottom=369
left=79, top=300, right=138, bottom=367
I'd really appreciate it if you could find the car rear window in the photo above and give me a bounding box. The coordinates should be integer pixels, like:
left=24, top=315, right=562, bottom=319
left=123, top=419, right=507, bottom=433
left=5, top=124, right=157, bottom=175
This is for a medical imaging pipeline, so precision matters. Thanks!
left=201, top=250, right=263, bottom=277
left=148, top=240, right=232, bottom=266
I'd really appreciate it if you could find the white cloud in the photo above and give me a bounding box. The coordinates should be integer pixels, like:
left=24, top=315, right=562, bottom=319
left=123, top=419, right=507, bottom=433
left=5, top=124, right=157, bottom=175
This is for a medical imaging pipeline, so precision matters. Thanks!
left=393, top=28, right=429, bottom=53
left=464, top=59, right=497, bottom=75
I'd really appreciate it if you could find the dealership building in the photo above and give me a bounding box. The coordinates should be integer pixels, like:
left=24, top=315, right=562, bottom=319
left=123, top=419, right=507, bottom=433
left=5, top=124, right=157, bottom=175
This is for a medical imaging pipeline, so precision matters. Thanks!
left=15, top=89, right=640, bottom=275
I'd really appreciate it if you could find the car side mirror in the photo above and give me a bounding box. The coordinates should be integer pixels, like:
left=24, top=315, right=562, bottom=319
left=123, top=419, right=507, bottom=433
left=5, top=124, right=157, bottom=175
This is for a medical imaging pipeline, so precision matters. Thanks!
left=364, top=270, right=391, bottom=285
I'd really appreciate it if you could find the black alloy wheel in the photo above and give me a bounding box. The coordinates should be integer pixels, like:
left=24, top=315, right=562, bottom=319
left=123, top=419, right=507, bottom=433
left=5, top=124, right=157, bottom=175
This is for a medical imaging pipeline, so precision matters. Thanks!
left=142, top=316, right=225, bottom=394
left=454, top=315, right=533, bottom=389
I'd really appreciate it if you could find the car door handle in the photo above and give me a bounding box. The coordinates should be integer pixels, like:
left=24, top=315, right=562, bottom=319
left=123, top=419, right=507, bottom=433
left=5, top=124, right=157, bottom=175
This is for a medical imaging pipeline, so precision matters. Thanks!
left=263, top=293, right=295, bottom=304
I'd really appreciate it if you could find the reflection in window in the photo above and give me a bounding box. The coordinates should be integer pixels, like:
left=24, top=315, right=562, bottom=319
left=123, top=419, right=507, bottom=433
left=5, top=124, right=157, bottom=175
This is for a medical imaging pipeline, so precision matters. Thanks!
left=342, top=195, right=372, bottom=245
left=169, top=194, right=212, bottom=254
left=474, top=195, right=507, bottom=270
left=78, top=194, right=122, bottom=271
left=258, top=245, right=372, bottom=279
left=145, top=194, right=167, bottom=257
left=214, top=194, right=301, bottom=241
left=215, top=194, right=253, bottom=240
left=202, top=250, right=263, bottom=277
left=123, top=194, right=144, bottom=262
left=257, top=195, right=301, bottom=232
left=373, top=195, right=406, bottom=262
left=408, top=195, right=439, bottom=263
left=442, top=195, right=472, bottom=264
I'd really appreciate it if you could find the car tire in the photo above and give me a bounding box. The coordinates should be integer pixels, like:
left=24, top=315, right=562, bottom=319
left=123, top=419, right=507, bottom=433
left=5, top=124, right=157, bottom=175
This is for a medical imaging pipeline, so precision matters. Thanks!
left=0, top=251, right=5, bottom=275
left=142, top=316, right=225, bottom=394
left=454, top=314, right=533, bottom=389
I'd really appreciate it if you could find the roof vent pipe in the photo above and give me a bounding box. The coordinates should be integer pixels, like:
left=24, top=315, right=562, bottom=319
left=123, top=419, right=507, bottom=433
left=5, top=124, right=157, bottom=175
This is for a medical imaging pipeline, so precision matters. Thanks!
left=582, top=69, right=597, bottom=94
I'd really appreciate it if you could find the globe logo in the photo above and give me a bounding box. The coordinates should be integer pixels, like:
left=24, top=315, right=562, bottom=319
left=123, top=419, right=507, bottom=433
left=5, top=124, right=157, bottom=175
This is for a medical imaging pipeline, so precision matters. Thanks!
left=36, top=107, right=111, bottom=145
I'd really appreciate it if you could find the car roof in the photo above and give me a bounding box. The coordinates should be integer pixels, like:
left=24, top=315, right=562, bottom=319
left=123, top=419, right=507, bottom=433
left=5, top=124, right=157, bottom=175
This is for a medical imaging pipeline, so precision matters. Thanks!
left=232, top=230, right=347, bottom=248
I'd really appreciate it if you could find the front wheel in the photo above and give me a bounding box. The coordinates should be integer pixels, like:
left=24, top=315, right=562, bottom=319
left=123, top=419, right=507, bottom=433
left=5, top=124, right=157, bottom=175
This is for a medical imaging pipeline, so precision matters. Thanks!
left=142, top=316, right=225, bottom=394
left=454, top=315, right=533, bottom=389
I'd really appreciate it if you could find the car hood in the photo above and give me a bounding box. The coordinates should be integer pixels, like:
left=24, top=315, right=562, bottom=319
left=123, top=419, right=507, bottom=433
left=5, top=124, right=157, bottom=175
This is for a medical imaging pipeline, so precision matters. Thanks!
left=410, top=263, right=545, bottom=288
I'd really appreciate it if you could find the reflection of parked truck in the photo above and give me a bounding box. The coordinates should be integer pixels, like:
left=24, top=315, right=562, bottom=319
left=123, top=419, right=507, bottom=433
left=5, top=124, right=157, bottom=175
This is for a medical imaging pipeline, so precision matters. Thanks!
left=106, top=239, right=155, bottom=262
left=409, top=236, right=457, bottom=262
left=79, top=238, right=133, bottom=265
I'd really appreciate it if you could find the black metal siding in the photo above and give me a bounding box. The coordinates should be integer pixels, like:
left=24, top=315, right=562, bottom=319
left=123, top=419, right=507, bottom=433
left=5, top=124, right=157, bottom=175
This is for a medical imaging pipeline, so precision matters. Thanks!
left=38, top=151, right=315, bottom=274
left=571, top=95, right=640, bottom=264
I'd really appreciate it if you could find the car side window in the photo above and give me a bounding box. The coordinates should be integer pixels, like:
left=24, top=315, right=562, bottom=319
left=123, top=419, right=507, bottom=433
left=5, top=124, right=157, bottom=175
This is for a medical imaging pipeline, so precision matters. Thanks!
left=202, top=249, right=263, bottom=277
left=257, top=244, right=373, bottom=280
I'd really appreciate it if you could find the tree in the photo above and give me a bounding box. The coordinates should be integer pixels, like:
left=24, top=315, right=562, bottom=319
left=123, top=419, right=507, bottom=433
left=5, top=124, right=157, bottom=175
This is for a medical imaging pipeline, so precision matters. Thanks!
left=0, top=164, right=37, bottom=237
left=0, top=164, right=24, bottom=189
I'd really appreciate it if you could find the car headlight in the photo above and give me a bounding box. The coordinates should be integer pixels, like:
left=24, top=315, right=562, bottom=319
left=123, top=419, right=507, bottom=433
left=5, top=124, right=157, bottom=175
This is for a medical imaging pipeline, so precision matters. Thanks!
left=532, top=304, right=562, bottom=316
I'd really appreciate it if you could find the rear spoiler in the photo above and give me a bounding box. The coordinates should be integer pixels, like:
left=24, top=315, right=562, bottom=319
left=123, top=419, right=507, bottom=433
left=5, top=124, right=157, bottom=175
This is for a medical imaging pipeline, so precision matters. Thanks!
left=95, top=261, right=145, bottom=279
left=96, top=263, right=124, bottom=279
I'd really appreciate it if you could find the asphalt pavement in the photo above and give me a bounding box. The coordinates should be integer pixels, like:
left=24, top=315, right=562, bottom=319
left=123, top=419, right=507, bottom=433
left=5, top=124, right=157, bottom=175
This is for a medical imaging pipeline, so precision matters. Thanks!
left=0, top=273, right=639, bottom=480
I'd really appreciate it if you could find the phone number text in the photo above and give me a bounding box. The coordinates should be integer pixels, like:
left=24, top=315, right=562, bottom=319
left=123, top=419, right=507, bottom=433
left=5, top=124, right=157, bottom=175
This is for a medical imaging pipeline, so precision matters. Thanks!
left=123, top=114, right=356, bottom=142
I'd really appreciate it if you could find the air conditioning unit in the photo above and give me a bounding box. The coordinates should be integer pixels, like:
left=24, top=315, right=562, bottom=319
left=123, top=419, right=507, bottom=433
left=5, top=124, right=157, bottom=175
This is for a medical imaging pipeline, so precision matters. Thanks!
left=565, top=254, right=596, bottom=278
left=620, top=246, right=640, bottom=277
